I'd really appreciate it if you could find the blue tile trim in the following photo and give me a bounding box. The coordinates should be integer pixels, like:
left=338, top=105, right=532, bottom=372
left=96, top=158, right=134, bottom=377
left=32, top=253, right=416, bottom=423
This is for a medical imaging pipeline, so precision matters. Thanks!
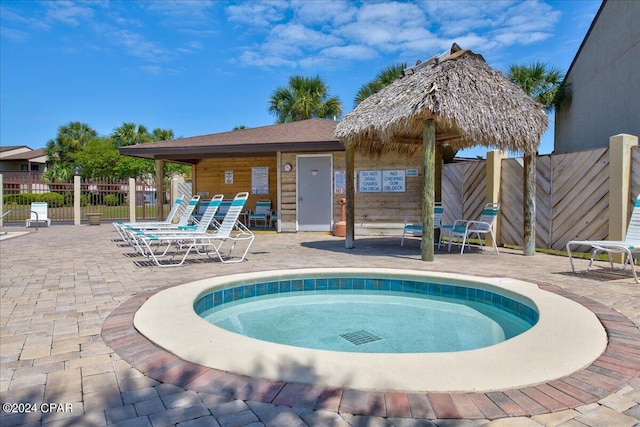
left=194, top=276, right=539, bottom=326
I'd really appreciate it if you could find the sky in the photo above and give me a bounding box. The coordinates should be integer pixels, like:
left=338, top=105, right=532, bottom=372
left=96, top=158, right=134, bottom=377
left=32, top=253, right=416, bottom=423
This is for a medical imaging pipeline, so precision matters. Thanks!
left=1, top=0, right=602, bottom=159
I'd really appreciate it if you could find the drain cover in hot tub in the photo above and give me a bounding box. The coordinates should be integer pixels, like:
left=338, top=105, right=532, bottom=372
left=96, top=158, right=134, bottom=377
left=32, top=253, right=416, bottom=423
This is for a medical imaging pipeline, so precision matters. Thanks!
left=340, top=330, right=383, bottom=345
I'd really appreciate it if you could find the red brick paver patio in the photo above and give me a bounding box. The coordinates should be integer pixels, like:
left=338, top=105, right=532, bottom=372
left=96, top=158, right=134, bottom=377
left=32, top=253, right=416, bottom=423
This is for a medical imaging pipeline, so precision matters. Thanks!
left=1, top=225, right=639, bottom=426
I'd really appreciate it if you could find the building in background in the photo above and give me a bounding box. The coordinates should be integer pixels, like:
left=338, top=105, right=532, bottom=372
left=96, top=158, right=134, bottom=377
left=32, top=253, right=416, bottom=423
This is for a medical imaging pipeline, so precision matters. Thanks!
left=554, top=0, right=640, bottom=153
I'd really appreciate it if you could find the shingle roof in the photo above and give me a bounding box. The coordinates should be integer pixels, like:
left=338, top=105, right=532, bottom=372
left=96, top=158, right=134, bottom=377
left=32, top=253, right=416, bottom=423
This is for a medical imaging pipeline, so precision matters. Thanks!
left=119, top=119, right=342, bottom=161
left=0, top=148, right=47, bottom=161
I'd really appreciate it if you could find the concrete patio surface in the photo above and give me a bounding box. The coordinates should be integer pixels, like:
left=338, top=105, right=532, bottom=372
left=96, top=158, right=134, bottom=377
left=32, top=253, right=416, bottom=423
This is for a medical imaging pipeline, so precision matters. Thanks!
left=1, top=224, right=639, bottom=427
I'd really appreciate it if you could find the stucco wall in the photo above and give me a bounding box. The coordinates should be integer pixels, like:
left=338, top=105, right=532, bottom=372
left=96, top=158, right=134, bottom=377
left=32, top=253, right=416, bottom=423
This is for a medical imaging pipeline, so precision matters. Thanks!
left=554, top=0, right=640, bottom=154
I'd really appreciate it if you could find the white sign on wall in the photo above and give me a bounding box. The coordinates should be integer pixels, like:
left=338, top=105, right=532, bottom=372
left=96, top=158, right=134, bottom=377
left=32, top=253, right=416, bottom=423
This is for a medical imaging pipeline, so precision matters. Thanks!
left=358, top=170, right=406, bottom=192
left=334, top=171, right=346, bottom=194
left=224, top=170, right=234, bottom=184
left=382, top=170, right=406, bottom=192
left=358, top=170, right=382, bottom=192
left=251, top=166, right=269, bottom=194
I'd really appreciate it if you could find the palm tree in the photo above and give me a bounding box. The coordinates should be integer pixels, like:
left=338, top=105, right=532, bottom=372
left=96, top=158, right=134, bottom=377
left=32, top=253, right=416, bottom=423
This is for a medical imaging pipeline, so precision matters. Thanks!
left=151, top=128, right=174, bottom=142
left=354, top=62, right=406, bottom=106
left=44, top=121, right=97, bottom=164
left=111, top=122, right=152, bottom=147
left=508, top=62, right=568, bottom=111
left=268, top=75, right=342, bottom=123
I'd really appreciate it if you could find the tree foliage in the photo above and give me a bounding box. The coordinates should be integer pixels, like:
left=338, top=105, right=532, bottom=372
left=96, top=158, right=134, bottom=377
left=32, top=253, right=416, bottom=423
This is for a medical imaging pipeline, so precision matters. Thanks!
left=42, top=121, right=186, bottom=181
left=354, top=62, right=407, bottom=106
left=268, top=75, right=342, bottom=123
left=44, top=121, right=98, bottom=165
left=508, top=62, right=568, bottom=111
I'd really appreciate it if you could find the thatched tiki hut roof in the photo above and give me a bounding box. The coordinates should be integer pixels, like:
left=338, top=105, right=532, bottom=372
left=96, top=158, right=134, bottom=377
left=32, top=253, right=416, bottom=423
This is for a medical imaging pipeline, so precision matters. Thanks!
left=335, top=44, right=548, bottom=258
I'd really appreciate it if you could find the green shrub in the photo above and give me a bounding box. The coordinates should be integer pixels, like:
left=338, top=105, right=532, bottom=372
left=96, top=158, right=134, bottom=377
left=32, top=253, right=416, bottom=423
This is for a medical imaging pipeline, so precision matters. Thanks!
left=5, top=192, right=64, bottom=207
left=3, top=194, right=17, bottom=204
left=103, top=194, right=120, bottom=206
left=14, top=193, right=35, bottom=205
left=40, top=192, right=65, bottom=207
left=63, top=193, right=89, bottom=207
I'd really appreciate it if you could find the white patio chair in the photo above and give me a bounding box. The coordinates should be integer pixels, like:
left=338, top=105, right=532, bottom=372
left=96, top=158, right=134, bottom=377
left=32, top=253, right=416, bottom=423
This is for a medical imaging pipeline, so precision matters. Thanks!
left=113, top=196, right=190, bottom=241
left=443, top=203, right=500, bottom=254
left=26, top=202, right=51, bottom=227
left=249, top=199, right=271, bottom=228
left=136, top=192, right=253, bottom=267
left=400, top=203, right=444, bottom=248
left=128, top=195, right=223, bottom=254
left=117, top=195, right=200, bottom=245
left=567, top=195, right=640, bottom=284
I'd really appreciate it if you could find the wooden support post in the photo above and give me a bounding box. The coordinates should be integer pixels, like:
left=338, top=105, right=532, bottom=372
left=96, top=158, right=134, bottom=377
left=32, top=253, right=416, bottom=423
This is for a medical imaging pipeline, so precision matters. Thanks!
left=155, top=159, right=164, bottom=221
left=345, top=144, right=355, bottom=249
left=523, top=153, right=536, bottom=256
left=435, top=144, right=442, bottom=203
left=421, top=119, right=435, bottom=261
left=609, top=134, right=638, bottom=263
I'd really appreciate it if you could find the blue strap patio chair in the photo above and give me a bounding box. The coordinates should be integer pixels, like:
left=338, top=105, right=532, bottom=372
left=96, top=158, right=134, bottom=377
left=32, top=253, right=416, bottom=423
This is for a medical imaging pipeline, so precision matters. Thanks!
left=401, top=203, right=444, bottom=248
left=442, top=203, right=500, bottom=254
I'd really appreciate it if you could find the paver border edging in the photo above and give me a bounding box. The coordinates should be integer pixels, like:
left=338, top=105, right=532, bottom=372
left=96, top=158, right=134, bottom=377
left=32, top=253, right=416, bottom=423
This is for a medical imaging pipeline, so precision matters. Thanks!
left=102, top=283, right=640, bottom=420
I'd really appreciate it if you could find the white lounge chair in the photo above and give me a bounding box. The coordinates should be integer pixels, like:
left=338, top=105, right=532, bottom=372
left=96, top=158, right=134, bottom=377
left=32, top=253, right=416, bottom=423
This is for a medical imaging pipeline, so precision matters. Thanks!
left=136, top=192, right=253, bottom=267
left=401, top=203, right=444, bottom=248
left=567, top=195, right=640, bottom=284
left=116, top=195, right=200, bottom=244
left=26, top=202, right=51, bottom=227
left=128, top=194, right=224, bottom=254
left=249, top=199, right=271, bottom=228
left=113, top=196, right=190, bottom=241
left=443, top=203, right=500, bottom=254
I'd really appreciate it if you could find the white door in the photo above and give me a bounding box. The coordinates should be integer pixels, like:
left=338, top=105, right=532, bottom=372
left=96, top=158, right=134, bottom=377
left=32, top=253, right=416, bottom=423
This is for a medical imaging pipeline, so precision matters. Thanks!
left=297, top=155, right=332, bottom=231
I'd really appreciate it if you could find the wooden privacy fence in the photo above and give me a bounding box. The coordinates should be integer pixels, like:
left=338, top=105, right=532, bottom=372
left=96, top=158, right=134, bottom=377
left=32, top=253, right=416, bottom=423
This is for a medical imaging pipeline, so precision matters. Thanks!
left=442, top=134, right=639, bottom=250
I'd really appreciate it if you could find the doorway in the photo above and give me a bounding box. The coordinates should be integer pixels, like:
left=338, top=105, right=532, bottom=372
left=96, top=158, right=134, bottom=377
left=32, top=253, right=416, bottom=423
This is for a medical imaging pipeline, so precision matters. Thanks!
left=297, top=155, right=333, bottom=231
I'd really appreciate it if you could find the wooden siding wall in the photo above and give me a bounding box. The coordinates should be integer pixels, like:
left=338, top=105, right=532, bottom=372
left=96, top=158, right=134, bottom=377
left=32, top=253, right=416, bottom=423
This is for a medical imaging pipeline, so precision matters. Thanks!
left=280, top=152, right=344, bottom=232
left=279, top=151, right=422, bottom=232
left=195, top=156, right=277, bottom=213
left=279, top=152, right=297, bottom=230
left=191, top=142, right=639, bottom=244
left=352, top=153, right=423, bottom=225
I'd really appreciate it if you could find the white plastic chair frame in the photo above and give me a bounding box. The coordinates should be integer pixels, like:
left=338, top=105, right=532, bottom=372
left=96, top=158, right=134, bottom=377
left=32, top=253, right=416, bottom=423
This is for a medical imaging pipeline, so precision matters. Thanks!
left=566, top=195, right=640, bottom=284
left=135, top=192, right=254, bottom=267
left=249, top=199, right=272, bottom=228
left=445, top=203, right=500, bottom=254
left=400, top=203, right=444, bottom=248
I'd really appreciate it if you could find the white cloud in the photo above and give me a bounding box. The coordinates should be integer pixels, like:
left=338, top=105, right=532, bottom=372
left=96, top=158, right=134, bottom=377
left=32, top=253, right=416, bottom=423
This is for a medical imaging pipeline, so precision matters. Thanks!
left=266, top=23, right=341, bottom=53
left=226, top=0, right=564, bottom=70
left=44, top=0, right=94, bottom=27
left=0, top=27, right=30, bottom=43
left=144, top=0, right=216, bottom=27
left=237, top=50, right=296, bottom=68
left=226, top=1, right=288, bottom=27
left=319, top=45, right=378, bottom=61
left=138, top=65, right=184, bottom=76
left=292, top=0, right=357, bottom=26
left=108, top=29, right=172, bottom=61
